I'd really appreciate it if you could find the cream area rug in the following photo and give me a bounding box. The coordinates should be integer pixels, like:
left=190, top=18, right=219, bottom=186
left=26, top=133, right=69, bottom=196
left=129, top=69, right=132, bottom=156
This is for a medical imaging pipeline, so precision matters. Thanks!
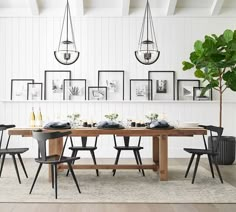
left=0, top=159, right=236, bottom=203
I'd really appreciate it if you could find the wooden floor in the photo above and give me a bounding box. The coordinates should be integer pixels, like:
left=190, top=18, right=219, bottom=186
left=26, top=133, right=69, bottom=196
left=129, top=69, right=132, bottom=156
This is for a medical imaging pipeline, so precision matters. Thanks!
left=1, top=158, right=236, bottom=212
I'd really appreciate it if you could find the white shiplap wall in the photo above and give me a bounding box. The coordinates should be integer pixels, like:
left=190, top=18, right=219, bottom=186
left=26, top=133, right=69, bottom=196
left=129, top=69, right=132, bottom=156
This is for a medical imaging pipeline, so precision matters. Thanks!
left=0, top=17, right=236, bottom=158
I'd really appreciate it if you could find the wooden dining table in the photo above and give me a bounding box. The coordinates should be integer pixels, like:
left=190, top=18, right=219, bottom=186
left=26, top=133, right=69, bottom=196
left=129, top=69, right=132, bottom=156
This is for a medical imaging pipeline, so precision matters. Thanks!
left=8, top=127, right=207, bottom=181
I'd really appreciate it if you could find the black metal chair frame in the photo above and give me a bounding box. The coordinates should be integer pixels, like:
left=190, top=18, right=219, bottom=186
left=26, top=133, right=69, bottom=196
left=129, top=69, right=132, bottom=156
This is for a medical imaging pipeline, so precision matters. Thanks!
left=113, top=135, right=145, bottom=176
left=67, top=136, right=99, bottom=176
left=184, top=125, right=224, bottom=184
left=0, top=124, right=28, bottom=184
left=30, top=130, right=81, bottom=199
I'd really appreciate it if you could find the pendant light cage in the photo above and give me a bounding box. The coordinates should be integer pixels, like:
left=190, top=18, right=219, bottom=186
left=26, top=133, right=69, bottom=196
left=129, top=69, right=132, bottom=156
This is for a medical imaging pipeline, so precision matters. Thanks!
left=135, top=0, right=160, bottom=65
left=54, top=0, right=79, bottom=65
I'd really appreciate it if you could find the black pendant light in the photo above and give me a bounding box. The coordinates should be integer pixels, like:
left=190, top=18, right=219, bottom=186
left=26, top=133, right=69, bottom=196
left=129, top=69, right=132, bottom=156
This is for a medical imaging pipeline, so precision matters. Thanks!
left=135, top=0, right=160, bottom=65
left=54, top=0, right=79, bottom=65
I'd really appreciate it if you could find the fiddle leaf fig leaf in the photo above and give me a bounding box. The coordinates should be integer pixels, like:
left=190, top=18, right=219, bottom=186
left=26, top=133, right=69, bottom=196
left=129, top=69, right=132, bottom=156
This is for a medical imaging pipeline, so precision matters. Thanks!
left=194, top=69, right=205, bottom=78
left=182, top=61, right=194, bottom=70
left=223, top=29, right=234, bottom=43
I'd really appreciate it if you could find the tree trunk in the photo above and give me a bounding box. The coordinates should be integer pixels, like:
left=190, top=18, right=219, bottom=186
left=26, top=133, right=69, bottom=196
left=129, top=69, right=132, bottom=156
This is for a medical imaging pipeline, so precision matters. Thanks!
left=219, top=91, right=222, bottom=128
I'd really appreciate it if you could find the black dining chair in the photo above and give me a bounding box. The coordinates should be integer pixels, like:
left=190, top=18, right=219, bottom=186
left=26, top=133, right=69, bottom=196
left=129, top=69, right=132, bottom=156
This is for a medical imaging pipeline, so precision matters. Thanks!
left=30, top=130, right=81, bottom=199
left=66, top=136, right=99, bottom=176
left=0, top=124, right=28, bottom=184
left=112, top=135, right=145, bottom=176
left=184, top=125, right=224, bottom=184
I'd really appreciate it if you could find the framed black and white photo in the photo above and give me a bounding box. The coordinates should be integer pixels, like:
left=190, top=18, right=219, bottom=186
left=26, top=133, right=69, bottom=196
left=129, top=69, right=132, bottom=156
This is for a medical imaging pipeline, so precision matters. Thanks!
left=44, top=70, right=71, bottom=100
left=193, top=87, right=213, bottom=101
left=177, top=79, right=200, bottom=100
left=27, top=83, right=43, bottom=100
left=98, top=70, right=124, bottom=100
left=63, top=79, right=86, bottom=100
left=130, top=79, right=152, bottom=100
left=148, top=71, right=175, bottom=100
left=11, top=79, right=34, bottom=100
left=88, top=86, right=107, bottom=100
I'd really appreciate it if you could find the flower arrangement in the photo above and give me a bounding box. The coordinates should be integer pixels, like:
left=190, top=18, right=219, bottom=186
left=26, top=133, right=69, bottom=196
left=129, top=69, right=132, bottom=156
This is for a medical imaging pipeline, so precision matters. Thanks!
left=145, top=113, right=159, bottom=122
left=67, top=113, right=80, bottom=122
left=104, top=113, right=119, bottom=121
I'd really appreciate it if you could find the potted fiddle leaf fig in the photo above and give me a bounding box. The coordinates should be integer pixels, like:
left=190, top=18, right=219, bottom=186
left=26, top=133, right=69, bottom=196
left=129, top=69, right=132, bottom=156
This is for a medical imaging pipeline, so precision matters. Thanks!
left=182, top=29, right=236, bottom=164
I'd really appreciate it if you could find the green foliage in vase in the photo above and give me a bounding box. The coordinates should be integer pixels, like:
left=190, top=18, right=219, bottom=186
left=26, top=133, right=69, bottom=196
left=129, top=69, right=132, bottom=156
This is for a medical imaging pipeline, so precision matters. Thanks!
left=145, top=113, right=159, bottom=122
left=104, top=113, right=119, bottom=121
left=182, top=29, right=236, bottom=127
left=67, top=113, right=80, bottom=122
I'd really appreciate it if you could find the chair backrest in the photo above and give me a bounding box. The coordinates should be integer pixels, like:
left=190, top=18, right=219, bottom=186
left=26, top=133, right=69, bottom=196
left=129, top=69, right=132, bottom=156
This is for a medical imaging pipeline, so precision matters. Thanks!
left=0, top=124, right=16, bottom=149
left=32, top=130, right=71, bottom=161
left=200, top=125, right=224, bottom=153
left=113, top=135, right=142, bottom=147
left=69, top=136, right=98, bottom=148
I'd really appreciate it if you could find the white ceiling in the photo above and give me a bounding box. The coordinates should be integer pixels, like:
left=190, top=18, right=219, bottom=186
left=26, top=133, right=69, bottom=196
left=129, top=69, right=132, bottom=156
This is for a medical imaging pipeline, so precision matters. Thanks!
left=0, top=0, right=235, bottom=17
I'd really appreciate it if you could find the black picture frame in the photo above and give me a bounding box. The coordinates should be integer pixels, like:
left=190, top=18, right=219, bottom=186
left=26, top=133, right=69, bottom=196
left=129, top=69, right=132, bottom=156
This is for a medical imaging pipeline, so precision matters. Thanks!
left=88, top=86, right=107, bottom=101
left=148, top=71, right=175, bottom=100
left=177, top=79, right=200, bottom=100
left=98, top=70, right=125, bottom=100
left=130, top=79, right=152, bottom=101
left=27, top=83, right=43, bottom=100
left=11, top=79, right=34, bottom=100
left=63, top=79, right=87, bottom=100
left=193, top=87, right=213, bottom=101
left=44, top=70, right=71, bottom=100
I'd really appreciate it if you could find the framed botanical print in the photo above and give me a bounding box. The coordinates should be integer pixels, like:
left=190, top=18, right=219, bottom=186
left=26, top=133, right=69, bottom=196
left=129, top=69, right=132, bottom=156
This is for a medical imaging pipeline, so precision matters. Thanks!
left=193, top=87, right=213, bottom=101
left=98, top=70, right=124, bottom=100
left=11, top=79, right=34, bottom=100
left=88, top=86, right=107, bottom=100
left=177, top=79, right=200, bottom=100
left=148, top=71, right=175, bottom=100
left=130, top=79, right=152, bottom=100
left=44, top=70, right=71, bottom=100
left=63, top=79, right=86, bottom=100
left=27, top=83, right=43, bottom=100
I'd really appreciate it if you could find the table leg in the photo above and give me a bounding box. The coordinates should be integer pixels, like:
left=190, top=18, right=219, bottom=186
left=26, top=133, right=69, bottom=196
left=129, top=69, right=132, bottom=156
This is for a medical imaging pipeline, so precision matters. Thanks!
left=152, top=136, right=159, bottom=171
left=159, top=135, right=168, bottom=181
left=48, top=138, right=63, bottom=181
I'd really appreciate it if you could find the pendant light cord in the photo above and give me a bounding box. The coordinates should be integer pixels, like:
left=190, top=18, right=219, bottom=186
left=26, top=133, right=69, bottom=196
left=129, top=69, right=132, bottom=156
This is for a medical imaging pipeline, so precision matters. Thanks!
left=57, top=1, right=67, bottom=51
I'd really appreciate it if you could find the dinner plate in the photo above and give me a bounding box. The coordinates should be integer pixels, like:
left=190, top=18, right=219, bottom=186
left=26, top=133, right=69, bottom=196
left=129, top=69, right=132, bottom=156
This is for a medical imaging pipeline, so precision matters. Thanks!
left=146, top=126, right=174, bottom=130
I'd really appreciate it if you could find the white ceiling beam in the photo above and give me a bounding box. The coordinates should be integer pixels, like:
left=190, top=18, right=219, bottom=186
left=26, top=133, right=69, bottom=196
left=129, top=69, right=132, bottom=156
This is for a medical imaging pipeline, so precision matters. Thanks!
left=166, top=0, right=177, bottom=16
left=121, top=0, right=130, bottom=16
left=75, top=0, right=84, bottom=16
left=210, top=0, right=224, bottom=16
left=28, top=0, right=39, bottom=16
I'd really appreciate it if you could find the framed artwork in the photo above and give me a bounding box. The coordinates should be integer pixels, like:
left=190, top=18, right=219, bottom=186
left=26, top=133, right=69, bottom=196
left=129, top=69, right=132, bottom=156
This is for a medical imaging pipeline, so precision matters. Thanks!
left=11, top=79, right=34, bottom=100
left=27, top=83, right=43, bottom=100
left=44, top=70, right=71, bottom=100
left=98, top=70, right=124, bottom=100
left=148, top=71, right=175, bottom=100
left=130, top=79, right=152, bottom=100
left=193, top=87, right=213, bottom=101
left=88, top=86, right=107, bottom=100
left=63, top=79, right=86, bottom=100
left=177, top=79, right=200, bottom=100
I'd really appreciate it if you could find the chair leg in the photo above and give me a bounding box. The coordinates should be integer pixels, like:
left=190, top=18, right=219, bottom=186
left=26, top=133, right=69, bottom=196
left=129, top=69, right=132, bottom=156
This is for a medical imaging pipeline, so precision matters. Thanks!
left=12, top=154, right=21, bottom=184
left=54, top=164, right=58, bottom=199
left=207, top=155, right=215, bottom=178
left=133, top=150, right=141, bottom=172
left=0, top=153, right=6, bottom=177
left=113, top=150, right=121, bottom=176
left=66, top=150, right=78, bottom=177
left=185, top=153, right=195, bottom=178
left=67, top=162, right=81, bottom=193
left=51, top=164, right=54, bottom=189
left=29, top=163, right=42, bottom=194
left=192, top=154, right=201, bottom=184
left=136, top=150, right=145, bottom=177
left=17, top=154, right=28, bottom=178
left=213, top=158, right=223, bottom=184
left=90, top=150, right=99, bottom=177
